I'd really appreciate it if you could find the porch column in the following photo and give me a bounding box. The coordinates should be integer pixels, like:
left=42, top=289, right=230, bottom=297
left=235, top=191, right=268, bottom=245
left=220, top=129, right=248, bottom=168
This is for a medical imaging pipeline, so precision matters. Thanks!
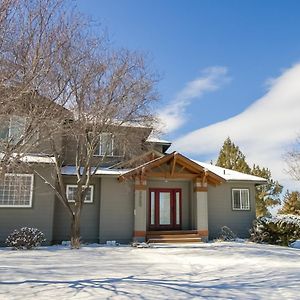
left=133, top=176, right=147, bottom=242
left=194, top=177, right=209, bottom=242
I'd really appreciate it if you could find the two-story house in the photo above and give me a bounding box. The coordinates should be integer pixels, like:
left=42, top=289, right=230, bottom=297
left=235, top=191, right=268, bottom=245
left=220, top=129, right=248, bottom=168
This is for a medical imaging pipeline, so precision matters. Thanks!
left=0, top=103, right=266, bottom=245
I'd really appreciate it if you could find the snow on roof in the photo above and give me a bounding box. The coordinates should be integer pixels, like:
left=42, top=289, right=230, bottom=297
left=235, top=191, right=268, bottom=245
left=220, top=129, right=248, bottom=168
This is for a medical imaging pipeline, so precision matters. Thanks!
left=0, top=151, right=268, bottom=183
left=193, top=160, right=267, bottom=183
left=0, top=153, right=55, bottom=164
left=61, top=160, right=267, bottom=182
left=61, top=166, right=129, bottom=176
left=22, top=155, right=56, bottom=164
left=146, top=137, right=172, bottom=144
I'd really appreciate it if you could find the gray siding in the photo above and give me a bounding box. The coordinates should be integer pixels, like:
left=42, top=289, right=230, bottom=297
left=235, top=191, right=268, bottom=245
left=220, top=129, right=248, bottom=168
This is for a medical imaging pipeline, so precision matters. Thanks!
left=147, top=180, right=191, bottom=230
left=0, top=165, right=56, bottom=245
left=99, top=178, right=134, bottom=244
left=32, top=128, right=62, bottom=156
left=53, top=176, right=100, bottom=243
left=208, top=182, right=256, bottom=239
left=62, top=127, right=152, bottom=167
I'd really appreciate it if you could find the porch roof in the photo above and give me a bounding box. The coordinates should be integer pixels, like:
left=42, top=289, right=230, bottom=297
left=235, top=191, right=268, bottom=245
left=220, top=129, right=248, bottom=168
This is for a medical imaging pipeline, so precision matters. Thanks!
left=118, top=151, right=225, bottom=185
left=193, top=160, right=267, bottom=183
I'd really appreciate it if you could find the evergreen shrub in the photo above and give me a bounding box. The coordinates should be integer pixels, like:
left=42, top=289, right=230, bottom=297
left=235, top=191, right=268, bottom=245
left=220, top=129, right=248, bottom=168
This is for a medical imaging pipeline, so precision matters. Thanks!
left=250, top=215, right=300, bottom=246
left=6, top=227, right=46, bottom=250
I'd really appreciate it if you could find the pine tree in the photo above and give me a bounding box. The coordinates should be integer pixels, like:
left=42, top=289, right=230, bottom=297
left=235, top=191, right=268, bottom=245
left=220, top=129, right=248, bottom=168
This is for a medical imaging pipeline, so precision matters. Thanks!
left=251, top=164, right=283, bottom=217
left=278, top=191, right=300, bottom=215
left=216, top=137, right=251, bottom=174
left=215, top=137, right=283, bottom=217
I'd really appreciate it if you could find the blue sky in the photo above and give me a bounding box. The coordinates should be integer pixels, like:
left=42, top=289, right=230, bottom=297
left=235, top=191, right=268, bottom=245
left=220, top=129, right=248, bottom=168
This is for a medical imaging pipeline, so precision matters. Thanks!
left=76, top=0, right=300, bottom=188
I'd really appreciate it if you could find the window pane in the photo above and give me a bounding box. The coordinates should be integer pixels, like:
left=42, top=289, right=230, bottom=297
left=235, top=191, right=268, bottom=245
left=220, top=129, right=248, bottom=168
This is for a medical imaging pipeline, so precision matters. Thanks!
left=241, top=189, right=249, bottom=209
left=0, top=119, right=9, bottom=139
left=9, top=116, right=26, bottom=143
left=233, top=190, right=241, bottom=209
left=67, top=186, right=76, bottom=201
left=85, top=188, right=92, bottom=202
left=0, top=174, right=33, bottom=207
left=159, top=192, right=171, bottom=225
left=176, top=192, right=180, bottom=225
left=112, top=136, right=123, bottom=157
left=150, top=192, right=155, bottom=225
left=99, top=133, right=113, bottom=156
left=67, top=185, right=93, bottom=203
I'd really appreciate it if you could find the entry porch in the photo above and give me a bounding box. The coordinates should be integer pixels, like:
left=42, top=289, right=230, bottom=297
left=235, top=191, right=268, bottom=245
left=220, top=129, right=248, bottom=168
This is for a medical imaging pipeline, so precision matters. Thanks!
left=119, top=152, right=224, bottom=242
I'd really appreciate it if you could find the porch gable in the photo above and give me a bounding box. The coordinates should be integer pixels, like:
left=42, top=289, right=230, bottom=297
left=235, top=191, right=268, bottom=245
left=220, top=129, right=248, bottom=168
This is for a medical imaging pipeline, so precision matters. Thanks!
left=118, top=151, right=225, bottom=185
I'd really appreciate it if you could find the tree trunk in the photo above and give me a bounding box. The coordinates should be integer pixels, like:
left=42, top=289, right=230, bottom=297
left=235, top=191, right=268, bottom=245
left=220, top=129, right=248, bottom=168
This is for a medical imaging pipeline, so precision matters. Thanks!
left=70, top=210, right=81, bottom=249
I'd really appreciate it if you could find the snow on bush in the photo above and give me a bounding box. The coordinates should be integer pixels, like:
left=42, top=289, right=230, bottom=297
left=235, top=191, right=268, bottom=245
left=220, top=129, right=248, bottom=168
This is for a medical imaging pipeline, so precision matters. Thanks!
left=131, top=241, right=151, bottom=248
left=219, top=226, right=238, bottom=241
left=250, top=215, right=300, bottom=246
left=6, top=227, right=46, bottom=250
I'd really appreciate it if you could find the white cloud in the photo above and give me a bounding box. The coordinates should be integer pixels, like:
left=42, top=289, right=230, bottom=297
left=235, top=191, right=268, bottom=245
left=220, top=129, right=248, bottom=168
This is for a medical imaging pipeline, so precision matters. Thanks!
left=172, top=63, right=300, bottom=189
left=158, top=66, right=230, bottom=133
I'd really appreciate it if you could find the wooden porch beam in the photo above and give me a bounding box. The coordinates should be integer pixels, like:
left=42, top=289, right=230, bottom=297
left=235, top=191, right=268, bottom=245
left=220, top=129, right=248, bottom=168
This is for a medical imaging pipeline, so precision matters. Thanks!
left=147, top=172, right=199, bottom=179
left=178, top=166, right=186, bottom=173
left=170, top=155, right=177, bottom=176
left=176, top=158, right=203, bottom=174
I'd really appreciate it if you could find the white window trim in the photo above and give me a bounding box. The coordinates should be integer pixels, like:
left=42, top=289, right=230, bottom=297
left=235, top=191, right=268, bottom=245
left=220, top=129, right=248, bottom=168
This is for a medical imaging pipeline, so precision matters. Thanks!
left=9, top=116, right=26, bottom=140
left=0, top=116, right=27, bottom=144
left=95, top=133, right=114, bottom=157
left=66, top=184, right=94, bottom=204
left=94, top=132, right=124, bottom=158
left=0, top=174, right=34, bottom=208
left=232, top=188, right=250, bottom=211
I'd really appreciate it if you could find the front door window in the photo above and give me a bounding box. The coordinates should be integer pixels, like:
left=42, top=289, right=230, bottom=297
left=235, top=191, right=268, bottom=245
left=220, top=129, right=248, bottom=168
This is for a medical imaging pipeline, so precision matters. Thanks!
left=149, top=188, right=182, bottom=230
left=159, top=192, right=171, bottom=225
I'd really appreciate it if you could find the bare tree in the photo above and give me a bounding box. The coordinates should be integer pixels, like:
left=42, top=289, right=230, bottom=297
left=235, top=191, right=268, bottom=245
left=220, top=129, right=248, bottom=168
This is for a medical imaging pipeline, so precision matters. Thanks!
left=44, top=47, right=156, bottom=248
left=0, top=0, right=75, bottom=171
left=0, top=0, right=158, bottom=248
left=285, top=136, right=300, bottom=182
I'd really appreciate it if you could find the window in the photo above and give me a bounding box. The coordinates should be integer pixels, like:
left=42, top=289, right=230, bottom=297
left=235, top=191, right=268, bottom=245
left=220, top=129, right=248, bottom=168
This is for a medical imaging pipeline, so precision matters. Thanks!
left=99, top=133, right=114, bottom=156
left=232, top=188, right=250, bottom=210
left=0, top=174, right=34, bottom=207
left=66, top=185, right=94, bottom=203
left=95, top=133, right=123, bottom=157
left=0, top=116, right=26, bottom=143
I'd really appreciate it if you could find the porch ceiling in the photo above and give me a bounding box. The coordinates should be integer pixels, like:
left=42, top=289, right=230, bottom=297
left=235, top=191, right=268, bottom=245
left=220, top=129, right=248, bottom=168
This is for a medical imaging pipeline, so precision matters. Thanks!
left=118, top=152, right=224, bottom=185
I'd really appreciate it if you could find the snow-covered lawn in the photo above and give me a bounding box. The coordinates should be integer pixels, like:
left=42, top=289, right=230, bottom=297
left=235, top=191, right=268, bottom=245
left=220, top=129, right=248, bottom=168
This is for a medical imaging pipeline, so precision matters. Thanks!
left=1, top=242, right=300, bottom=299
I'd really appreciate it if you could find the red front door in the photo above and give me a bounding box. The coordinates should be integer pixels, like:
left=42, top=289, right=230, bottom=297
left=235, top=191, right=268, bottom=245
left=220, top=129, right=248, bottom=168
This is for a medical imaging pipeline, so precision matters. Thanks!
left=149, top=188, right=182, bottom=230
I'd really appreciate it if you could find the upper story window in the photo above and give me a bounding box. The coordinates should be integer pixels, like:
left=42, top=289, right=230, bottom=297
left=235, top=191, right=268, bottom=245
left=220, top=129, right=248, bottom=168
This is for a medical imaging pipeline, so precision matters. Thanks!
left=99, top=133, right=113, bottom=156
left=66, top=184, right=94, bottom=203
left=0, top=174, right=34, bottom=208
left=232, top=188, right=250, bottom=210
left=95, top=133, right=123, bottom=157
left=0, top=116, right=26, bottom=143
